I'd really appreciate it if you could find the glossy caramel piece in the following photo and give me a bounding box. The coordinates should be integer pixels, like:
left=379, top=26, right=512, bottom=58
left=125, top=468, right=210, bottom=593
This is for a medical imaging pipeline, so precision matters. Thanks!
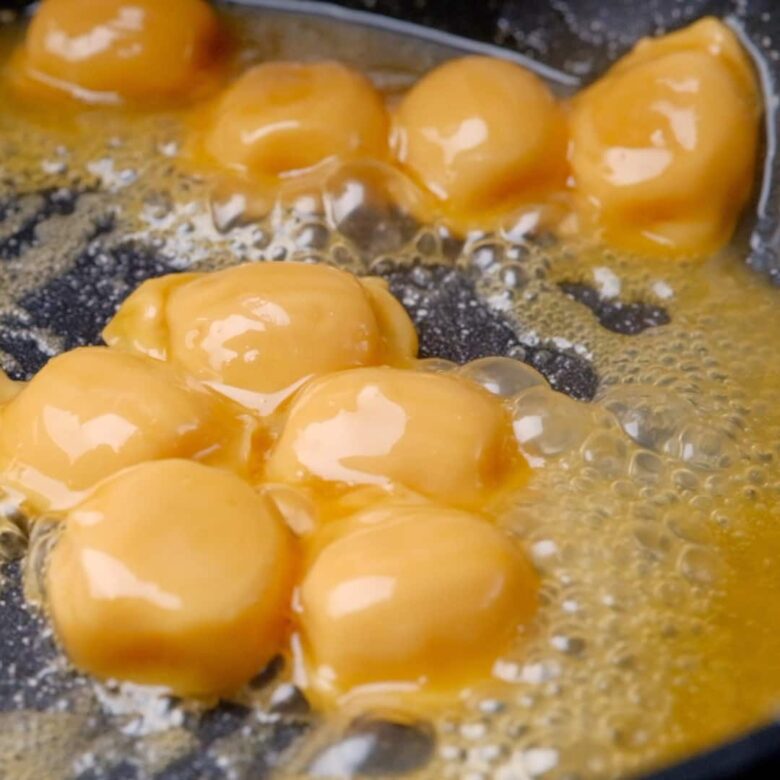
left=0, top=370, right=23, bottom=405
left=266, top=366, right=523, bottom=507
left=392, top=56, right=568, bottom=230
left=0, top=347, right=252, bottom=511
left=103, top=263, right=418, bottom=415
left=47, top=460, right=294, bottom=696
left=13, top=0, right=224, bottom=105
left=300, top=503, right=537, bottom=702
left=358, top=276, right=419, bottom=365
left=569, top=18, right=760, bottom=258
left=101, top=272, right=200, bottom=362
left=202, top=61, right=389, bottom=182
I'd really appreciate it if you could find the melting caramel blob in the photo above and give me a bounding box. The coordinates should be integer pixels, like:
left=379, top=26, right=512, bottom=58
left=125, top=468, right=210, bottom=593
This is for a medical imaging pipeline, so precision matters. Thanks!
left=201, top=61, right=389, bottom=185
left=300, top=502, right=537, bottom=704
left=11, top=0, right=225, bottom=105
left=103, top=262, right=418, bottom=415
left=266, top=366, right=524, bottom=507
left=0, top=347, right=253, bottom=511
left=47, top=459, right=294, bottom=696
left=392, top=56, right=568, bottom=231
left=569, top=17, right=761, bottom=257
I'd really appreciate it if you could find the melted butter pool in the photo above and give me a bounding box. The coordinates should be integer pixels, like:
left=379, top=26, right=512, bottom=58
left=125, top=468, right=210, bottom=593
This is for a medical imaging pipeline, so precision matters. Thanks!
left=0, top=4, right=779, bottom=780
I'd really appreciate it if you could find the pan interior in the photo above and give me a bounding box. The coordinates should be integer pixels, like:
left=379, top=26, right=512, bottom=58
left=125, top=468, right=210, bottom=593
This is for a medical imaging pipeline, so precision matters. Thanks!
left=0, top=4, right=778, bottom=780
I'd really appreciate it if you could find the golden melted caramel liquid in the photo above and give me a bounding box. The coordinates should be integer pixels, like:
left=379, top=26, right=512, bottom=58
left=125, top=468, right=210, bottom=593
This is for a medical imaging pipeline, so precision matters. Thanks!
left=0, top=5, right=779, bottom=780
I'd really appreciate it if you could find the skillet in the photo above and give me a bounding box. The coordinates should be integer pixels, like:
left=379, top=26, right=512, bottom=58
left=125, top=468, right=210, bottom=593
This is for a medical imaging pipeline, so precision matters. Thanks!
left=0, top=1, right=778, bottom=778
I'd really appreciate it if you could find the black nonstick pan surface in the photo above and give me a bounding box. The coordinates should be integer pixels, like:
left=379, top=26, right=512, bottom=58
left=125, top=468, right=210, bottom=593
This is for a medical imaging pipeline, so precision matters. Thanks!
left=0, top=1, right=779, bottom=779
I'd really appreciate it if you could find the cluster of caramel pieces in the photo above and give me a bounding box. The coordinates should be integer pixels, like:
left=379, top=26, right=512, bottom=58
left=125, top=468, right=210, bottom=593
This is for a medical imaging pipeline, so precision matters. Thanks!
left=9, top=0, right=761, bottom=257
left=0, top=261, right=537, bottom=704
left=0, top=0, right=766, bottom=708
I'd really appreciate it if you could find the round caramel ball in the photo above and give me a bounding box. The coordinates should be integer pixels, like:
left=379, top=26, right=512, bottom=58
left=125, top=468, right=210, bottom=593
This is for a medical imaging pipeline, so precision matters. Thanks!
left=300, top=503, right=537, bottom=700
left=393, top=56, right=567, bottom=227
left=19, top=0, right=223, bottom=104
left=103, top=263, right=417, bottom=415
left=569, top=18, right=760, bottom=257
left=48, top=459, right=294, bottom=695
left=204, top=61, right=389, bottom=181
left=0, top=347, right=249, bottom=511
left=266, top=366, right=523, bottom=506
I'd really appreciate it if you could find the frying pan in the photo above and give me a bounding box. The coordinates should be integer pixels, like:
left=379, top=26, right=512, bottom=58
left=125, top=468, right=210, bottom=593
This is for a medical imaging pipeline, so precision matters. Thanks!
left=0, top=1, right=778, bottom=778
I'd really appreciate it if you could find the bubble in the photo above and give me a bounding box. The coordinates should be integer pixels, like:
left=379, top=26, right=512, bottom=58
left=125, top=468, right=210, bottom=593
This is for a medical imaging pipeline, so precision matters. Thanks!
left=612, top=479, right=638, bottom=499
left=633, top=524, right=674, bottom=559
left=308, top=717, right=435, bottom=777
left=746, top=467, right=767, bottom=487
left=500, top=262, right=528, bottom=290
left=672, top=469, right=699, bottom=491
left=0, top=520, right=26, bottom=562
left=581, top=431, right=630, bottom=479
left=415, top=230, right=439, bottom=257
left=669, top=424, right=739, bottom=471
left=468, top=241, right=504, bottom=273
left=461, top=357, right=548, bottom=398
left=268, top=245, right=288, bottom=262
left=599, top=385, right=695, bottom=454
left=22, top=518, right=61, bottom=606
left=294, top=222, right=330, bottom=250
left=677, top=545, right=725, bottom=586
left=324, top=162, right=419, bottom=256
left=551, top=635, right=587, bottom=657
left=630, top=450, right=666, bottom=485
left=511, top=387, right=597, bottom=461
left=210, top=192, right=250, bottom=233
left=666, top=510, right=712, bottom=545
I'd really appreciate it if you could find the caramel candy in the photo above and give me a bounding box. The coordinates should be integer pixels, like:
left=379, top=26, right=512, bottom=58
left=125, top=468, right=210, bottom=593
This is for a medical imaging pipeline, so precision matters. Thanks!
left=0, top=347, right=252, bottom=511
left=15, top=0, right=224, bottom=104
left=300, top=503, right=537, bottom=701
left=266, top=366, right=523, bottom=506
left=48, top=459, right=295, bottom=695
left=203, top=61, right=388, bottom=182
left=569, top=18, right=760, bottom=257
left=393, top=56, right=567, bottom=230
